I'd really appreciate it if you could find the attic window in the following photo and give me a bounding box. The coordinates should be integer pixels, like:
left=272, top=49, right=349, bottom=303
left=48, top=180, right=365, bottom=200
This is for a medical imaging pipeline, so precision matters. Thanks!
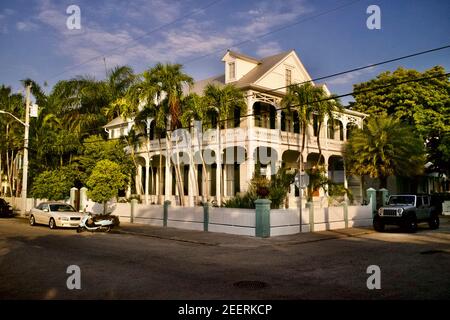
left=229, top=62, right=236, bottom=79
left=285, top=69, right=292, bottom=87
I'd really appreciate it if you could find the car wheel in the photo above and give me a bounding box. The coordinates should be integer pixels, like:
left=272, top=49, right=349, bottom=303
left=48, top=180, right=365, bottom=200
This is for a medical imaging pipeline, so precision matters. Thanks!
left=76, top=227, right=83, bottom=233
left=404, top=216, right=417, bottom=233
left=49, top=218, right=57, bottom=229
left=373, top=216, right=385, bottom=232
left=29, top=215, right=36, bottom=226
left=428, top=215, right=440, bottom=230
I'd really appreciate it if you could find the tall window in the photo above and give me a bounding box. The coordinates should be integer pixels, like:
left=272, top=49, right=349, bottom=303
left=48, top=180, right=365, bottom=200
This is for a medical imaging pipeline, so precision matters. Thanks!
left=229, top=62, right=236, bottom=80
left=285, top=69, right=292, bottom=87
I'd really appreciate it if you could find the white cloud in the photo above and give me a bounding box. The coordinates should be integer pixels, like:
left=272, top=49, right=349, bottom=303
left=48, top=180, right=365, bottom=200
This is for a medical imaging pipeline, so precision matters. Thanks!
left=16, top=21, right=39, bottom=31
left=326, top=67, right=377, bottom=85
left=255, top=41, right=283, bottom=57
left=34, top=0, right=315, bottom=79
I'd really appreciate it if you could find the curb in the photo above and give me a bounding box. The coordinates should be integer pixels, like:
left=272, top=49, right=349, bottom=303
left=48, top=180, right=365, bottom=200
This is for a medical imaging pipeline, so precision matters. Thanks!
left=114, top=229, right=219, bottom=246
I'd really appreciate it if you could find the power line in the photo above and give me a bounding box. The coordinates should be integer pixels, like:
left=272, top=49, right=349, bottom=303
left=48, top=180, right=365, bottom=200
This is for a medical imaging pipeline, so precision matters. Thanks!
left=239, top=44, right=450, bottom=99
left=45, top=0, right=224, bottom=81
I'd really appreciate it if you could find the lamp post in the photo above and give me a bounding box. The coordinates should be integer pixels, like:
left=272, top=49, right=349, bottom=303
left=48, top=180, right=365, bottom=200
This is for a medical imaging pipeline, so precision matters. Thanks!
left=0, top=83, right=32, bottom=216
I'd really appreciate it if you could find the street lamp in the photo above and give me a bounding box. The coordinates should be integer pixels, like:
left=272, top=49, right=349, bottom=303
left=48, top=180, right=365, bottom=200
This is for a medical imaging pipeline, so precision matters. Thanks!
left=0, top=110, right=27, bottom=126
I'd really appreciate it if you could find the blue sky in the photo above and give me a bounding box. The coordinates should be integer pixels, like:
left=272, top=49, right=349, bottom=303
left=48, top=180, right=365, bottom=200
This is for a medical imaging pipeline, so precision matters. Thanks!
left=0, top=0, right=449, bottom=104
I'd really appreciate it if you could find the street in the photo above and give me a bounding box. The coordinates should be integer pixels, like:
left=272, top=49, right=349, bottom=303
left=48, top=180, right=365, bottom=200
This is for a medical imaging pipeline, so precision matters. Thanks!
left=0, top=217, right=449, bottom=300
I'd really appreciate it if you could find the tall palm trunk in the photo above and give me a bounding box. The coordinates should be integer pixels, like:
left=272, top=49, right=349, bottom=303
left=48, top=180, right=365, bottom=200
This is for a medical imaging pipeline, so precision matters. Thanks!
left=316, top=123, right=323, bottom=167
left=165, top=131, right=185, bottom=206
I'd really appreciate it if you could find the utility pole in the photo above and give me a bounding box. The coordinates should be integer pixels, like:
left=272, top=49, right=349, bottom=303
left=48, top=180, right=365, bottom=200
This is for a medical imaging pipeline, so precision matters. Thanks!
left=21, top=84, right=31, bottom=217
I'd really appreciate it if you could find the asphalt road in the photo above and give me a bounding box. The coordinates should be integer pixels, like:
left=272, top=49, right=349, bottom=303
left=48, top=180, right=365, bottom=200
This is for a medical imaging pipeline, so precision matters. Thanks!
left=0, top=217, right=449, bottom=300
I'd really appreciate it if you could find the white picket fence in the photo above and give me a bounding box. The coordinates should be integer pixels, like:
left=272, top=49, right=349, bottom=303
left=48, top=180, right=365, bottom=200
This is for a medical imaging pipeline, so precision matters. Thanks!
left=111, top=199, right=373, bottom=237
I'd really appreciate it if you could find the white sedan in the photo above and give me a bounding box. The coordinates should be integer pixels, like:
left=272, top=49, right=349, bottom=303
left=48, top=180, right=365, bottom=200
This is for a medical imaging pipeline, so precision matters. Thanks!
left=29, top=202, right=83, bottom=229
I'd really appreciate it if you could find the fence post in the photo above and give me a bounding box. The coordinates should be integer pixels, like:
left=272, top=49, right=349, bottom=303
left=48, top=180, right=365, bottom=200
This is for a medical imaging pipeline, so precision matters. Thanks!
left=79, top=187, right=88, bottom=212
left=70, top=187, right=78, bottom=208
left=203, top=202, right=210, bottom=232
left=379, top=188, right=389, bottom=206
left=366, top=188, right=377, bottom=217
left=343, top=202, right=349, bottom=229
left=255, top=199, right=271, bottom=238
left=163, top=200, right=171, bottom=227
left=130, top=199, right=137, bottom=223
left=307, top=202, right=314, bottom=232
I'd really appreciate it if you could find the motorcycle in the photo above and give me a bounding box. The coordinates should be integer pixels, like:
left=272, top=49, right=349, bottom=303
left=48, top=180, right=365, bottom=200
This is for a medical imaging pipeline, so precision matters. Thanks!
left=77, top=212, right=114, bottom=233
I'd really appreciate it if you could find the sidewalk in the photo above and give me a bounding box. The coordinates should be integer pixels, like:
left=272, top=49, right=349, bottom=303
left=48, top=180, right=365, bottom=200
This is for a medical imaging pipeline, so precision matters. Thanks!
left=115, top=222, right=375, bottom=248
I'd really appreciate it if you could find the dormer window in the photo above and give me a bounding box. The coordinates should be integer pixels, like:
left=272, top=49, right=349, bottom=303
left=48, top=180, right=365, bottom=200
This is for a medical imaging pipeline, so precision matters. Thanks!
left=285, top=68, right=292, bottom=87
left=228, top=62, right=236, bottom=80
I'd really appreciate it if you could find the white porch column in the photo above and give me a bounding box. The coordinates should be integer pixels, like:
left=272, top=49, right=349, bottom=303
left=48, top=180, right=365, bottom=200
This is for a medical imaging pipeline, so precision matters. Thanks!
left=145, top=158, right=150, bottom=204
left=188, top=165, right=195, bottom=207
left=276, top=109, right=282, bottom=130
left=216, top=151, right=221, bottom=205
left=155, top=166, right=160, bottom=196
left=247, top=93, right=255, bottom=182
left=164, top=155, right=171, bottom=201
left=223, top=164, right=227, bottom=197
left=136, top=164, right=142, bottom=196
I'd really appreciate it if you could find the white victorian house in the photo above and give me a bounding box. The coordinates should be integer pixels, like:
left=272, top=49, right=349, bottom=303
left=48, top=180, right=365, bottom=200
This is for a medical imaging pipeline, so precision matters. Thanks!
left=104, top=50, right=367, bottom=207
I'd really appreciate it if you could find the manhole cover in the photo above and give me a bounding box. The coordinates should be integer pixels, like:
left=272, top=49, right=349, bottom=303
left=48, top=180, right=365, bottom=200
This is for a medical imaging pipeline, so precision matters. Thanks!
left=420, top=250, right=445, bottom=255
left=233, top=281, right=268, bottom=290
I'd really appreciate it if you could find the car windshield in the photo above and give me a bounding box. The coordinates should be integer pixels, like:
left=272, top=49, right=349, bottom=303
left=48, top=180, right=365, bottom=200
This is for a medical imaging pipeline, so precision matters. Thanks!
left=49, top=204, right=76, bottom=212
left=388, top=196, right=415, bottom=206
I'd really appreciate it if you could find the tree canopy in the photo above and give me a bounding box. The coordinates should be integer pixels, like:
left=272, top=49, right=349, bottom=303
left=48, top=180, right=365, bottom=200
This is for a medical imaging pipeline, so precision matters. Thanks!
left=344, top=115, right=426, bottom=188
left=351, top=66, right=450, bottom=175
left=87, top=160, right=128, bottom=213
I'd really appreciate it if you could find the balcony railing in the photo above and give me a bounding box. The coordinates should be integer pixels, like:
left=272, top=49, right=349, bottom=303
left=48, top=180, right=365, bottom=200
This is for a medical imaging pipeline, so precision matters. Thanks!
left=136, top=127, right=345, bottom=153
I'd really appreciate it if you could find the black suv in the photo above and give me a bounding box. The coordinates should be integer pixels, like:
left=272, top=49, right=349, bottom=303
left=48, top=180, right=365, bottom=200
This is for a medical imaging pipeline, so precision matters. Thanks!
left=373, top=194, right=440, bottom=233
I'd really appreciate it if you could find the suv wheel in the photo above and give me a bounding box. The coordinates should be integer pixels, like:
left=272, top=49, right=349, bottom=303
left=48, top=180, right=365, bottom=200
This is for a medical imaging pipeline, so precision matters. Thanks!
left=403, top=216, right=417, bottom=233
left=428, top=215, right=440, bottom=230
left=373, top=216, right=385, bottom=232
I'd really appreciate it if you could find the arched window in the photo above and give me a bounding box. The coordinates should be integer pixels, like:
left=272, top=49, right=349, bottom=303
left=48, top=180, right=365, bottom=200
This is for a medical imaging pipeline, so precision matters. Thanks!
left=327, top=119, right=335, bottom=139
left=346, top=122, right=357, bottom=140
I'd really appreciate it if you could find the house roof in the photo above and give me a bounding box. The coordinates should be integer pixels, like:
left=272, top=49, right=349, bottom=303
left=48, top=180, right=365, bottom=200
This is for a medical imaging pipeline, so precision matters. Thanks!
left=226, top=50, right=261, bottom=64
left=233, top=50, right=293, bottom=88
left=103, top=117, right=128, bottom=128
left=187, top=74, right=225, bottom=95
left=189, top=50, right=294, bottom=95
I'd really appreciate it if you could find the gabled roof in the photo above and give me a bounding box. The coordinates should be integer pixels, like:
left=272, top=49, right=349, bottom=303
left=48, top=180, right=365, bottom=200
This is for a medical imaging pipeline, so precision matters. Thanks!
left=103, top=117, right=128, bottom=128
left=190, top=49, right=298, bottom=95
left=225, top=50, right=261, bottom=64
left=233, top=50, right=293, bottom=87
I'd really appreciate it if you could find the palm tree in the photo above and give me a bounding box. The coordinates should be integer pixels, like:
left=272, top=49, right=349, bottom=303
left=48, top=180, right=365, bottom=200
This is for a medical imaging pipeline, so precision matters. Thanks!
left=311, top=89, right=343, bottom=165
left=144, top=63, right=193, bottom=206
left=344, top=115, right=425, bottom=189
left=145, top=63, right=193, bottom=130
left=120, top=128, right=145, bottom=195
left=203, top=84, right=246, bottom=205
left=103, top=66, right=137, bottom=120
left=181, top=93, right=215, bottom=202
